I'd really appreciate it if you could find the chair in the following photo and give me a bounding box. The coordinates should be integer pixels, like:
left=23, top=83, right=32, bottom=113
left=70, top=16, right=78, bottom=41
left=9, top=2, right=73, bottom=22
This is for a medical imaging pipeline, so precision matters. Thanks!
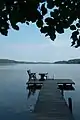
left=27, top=70, right=36, bottom=81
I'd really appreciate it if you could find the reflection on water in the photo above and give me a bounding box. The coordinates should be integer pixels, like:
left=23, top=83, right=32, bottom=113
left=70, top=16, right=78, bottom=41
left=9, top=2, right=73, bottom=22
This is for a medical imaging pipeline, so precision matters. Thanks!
left=27, top=81, right=42, bottom=100
left=27, top=87, right=38, bottom=99
left=0, top=67, right=40, bottom=120
left=26, top=87, right=40, bottom=112
left=0, top=108, right=35, bottom=120
left=0, top=64, right=80, bottom=120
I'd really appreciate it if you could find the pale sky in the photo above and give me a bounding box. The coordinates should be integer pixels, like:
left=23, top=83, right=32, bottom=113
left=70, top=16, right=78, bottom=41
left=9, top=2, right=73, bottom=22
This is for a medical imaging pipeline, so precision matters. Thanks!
left=0, top=23, right=80, bottom=62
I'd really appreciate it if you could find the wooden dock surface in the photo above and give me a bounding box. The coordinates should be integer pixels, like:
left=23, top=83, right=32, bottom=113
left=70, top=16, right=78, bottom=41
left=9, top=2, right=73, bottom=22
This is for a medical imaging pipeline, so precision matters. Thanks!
left=33, top=80, right=74, bottom=120
left=27, top=79, right=75, bottom=85
left=27, top=80, right=44, bottom=85
left=55, top=79, right=75, bottom=85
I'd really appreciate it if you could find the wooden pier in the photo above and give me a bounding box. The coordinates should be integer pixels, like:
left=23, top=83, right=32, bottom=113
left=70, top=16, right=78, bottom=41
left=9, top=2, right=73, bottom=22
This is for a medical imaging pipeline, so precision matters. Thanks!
left=33, top=80, right=75, bottom=120
left=27, top=78, right=75, bottom=90
left=55, top=79, right=75, bottom=85
left=27, top=80, right=44, bottom=85
left=55, top=79, right=75, bottom=91
left=26, top=70, right=75, bottom=119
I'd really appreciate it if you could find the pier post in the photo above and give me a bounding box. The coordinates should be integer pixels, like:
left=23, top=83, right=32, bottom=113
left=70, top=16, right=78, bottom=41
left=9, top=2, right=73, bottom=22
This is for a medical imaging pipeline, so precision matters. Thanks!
left=68, top=97, right=72, bottom=113
left=61, top=89, right=64, bottom=96
left=53, top=74, right=54, bottom=80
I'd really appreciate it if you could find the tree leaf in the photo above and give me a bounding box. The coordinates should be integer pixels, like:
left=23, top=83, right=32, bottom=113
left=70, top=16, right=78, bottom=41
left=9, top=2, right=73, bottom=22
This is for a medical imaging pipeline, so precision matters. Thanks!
left=41, top=3, right=47, bottom=16
left=12, top=25, right=19, bottom=30
left=50, top=34, right=56, bottom=40
left=0, top=29, right=8, bottom=36
left=56, top=26, right=64, bottom=34
left=36, top=20, right=43, bottom=28
left=70, top=25, right=76, bottom=30
left=47, top=1, right=55, bottom=9
left=76, top=23, right=80, bottom=28
left=40, top=26, right=48, bottom=33
left=26, top=22, right=29, bottom=25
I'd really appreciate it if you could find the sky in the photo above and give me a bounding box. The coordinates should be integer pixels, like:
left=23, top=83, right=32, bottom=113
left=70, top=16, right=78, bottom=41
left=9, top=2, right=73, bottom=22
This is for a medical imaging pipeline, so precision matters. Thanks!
left=0, top=23, right=80, bottom=62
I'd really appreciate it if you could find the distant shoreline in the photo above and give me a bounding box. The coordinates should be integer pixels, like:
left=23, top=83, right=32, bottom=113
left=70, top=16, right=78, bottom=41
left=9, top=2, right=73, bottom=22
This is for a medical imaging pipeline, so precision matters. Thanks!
left=0, top=59, right=80, bottom=65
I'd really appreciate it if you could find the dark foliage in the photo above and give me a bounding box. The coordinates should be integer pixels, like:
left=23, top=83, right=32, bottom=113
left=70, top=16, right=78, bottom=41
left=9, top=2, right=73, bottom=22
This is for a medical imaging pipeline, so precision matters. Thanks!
left=0, top=0, right=80, bottom=47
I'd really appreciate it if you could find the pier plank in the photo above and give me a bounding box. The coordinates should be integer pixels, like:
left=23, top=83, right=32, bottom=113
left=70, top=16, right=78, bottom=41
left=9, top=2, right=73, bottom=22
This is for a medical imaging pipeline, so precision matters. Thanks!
left=34, top=80, right=74, bottom=120
left=55, top=79, right=75, bottom=85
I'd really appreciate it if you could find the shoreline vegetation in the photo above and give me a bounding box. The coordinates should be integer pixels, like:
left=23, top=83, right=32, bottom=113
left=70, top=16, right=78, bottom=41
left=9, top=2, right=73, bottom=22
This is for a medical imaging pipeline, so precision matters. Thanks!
left=0, top=59, right=80, bottom=65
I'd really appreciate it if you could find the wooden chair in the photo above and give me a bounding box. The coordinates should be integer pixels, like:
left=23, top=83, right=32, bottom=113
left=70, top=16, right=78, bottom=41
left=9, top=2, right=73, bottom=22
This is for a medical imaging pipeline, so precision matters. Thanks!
left=27, top=70, right=36, bottom=81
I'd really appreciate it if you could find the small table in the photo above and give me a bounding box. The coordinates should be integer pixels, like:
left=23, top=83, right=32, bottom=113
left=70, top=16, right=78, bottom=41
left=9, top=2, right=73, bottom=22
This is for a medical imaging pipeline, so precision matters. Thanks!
left=28, top=73, right=36, bottom=81
left=39, top=73, right=48, bottom=81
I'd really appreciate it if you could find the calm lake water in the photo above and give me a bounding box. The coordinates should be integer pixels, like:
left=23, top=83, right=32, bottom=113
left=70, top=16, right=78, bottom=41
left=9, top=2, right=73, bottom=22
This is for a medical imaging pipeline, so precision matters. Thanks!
left=0, top=64, right=80, bottom=120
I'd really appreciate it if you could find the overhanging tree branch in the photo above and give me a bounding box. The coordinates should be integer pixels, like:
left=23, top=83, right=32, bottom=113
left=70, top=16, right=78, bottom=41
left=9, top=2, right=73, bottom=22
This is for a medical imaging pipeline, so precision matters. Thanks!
left=0, top=0, right=80, bottom=47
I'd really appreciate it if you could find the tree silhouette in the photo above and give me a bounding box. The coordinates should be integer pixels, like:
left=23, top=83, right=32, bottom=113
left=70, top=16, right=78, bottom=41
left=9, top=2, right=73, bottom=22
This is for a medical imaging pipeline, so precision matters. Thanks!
left=0, top=0, right=80, bottom=47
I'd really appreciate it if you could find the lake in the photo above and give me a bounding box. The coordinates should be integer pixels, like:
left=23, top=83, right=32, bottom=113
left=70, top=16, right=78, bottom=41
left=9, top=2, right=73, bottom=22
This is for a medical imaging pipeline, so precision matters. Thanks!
left=0, top=64, right=80, bottom=120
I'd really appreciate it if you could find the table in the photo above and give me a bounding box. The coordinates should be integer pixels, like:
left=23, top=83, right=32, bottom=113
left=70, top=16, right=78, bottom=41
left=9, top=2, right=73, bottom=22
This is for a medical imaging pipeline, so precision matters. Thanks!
left=28, top=72, right=36, bottom=81
left=39, top=73, right=48, bottom=81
